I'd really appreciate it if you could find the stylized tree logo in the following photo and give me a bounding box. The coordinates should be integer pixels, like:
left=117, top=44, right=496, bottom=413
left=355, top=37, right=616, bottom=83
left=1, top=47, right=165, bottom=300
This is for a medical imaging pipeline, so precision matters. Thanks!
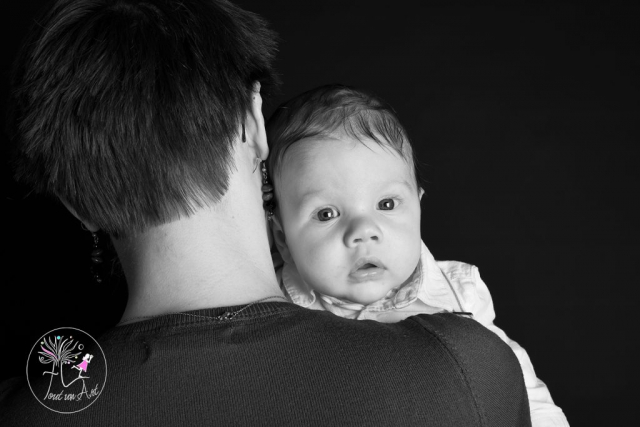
left=38, top=335, right=83, bottom=399
left=27, top=327, right=107, bottom=413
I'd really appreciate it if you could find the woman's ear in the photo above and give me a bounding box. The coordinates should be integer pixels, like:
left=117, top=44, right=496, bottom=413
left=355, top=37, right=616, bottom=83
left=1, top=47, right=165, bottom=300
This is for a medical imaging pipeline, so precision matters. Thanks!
left=244, top=81, right=268, bottom=160
left=59, top=198, right=99, bottom=232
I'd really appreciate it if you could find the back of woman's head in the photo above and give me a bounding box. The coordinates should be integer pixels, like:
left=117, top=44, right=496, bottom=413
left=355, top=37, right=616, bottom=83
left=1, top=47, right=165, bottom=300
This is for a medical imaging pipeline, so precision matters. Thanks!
left=8, top=0, right=279, bottom=237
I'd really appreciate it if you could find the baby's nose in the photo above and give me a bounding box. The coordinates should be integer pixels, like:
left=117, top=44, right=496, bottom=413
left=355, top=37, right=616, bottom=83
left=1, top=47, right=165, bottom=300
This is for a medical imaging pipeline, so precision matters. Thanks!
left=344, top=217, right=382, bottom=247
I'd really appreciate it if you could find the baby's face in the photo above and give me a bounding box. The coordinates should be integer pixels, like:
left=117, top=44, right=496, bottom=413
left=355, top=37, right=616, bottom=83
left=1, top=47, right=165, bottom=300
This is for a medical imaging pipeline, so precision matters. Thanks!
left=276, top=135, right=422, bottom=305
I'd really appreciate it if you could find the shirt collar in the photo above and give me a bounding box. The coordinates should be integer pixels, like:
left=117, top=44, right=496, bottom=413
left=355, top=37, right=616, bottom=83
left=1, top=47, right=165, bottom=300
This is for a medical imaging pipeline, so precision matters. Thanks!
left=281, top=241, right=455, bottom=318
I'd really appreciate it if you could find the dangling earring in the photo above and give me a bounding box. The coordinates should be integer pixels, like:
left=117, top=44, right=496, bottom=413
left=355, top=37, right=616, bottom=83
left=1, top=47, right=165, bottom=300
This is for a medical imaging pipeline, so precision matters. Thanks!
left=241, top=124, right=246, bottom=143
left=261, top=161, right=274, bottom=220
left=90, top=231, right=104, bottom=284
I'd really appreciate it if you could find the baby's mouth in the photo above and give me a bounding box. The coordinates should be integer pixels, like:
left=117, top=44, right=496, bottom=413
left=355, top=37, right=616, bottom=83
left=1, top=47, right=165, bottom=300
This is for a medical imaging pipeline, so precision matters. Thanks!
left=359, top=263, right=377, bottom=270
left=350, top=257, right=386, bottom=280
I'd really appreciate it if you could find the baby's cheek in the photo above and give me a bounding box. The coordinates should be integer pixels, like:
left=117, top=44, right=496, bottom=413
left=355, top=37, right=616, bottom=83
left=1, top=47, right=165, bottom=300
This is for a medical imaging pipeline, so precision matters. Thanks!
left=290, top=236, right=325, bottom=275
left=299, top=241, right=343, bottom=290
left=306, top=243, right=334, bottom=276
left=389, top=228, right=421, bottom=276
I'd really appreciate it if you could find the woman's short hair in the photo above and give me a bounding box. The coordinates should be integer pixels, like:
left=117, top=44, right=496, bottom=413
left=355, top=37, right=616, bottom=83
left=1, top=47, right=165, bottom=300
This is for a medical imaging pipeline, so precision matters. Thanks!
left=8, top=0, right=279, bottom=237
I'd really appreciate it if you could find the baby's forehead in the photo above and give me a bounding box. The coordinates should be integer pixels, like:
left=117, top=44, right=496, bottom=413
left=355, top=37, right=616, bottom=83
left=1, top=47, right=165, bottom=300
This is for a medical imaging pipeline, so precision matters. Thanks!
left=275, top=134, right=417, bottom=192
left=285, top=131, right=412, bottom=165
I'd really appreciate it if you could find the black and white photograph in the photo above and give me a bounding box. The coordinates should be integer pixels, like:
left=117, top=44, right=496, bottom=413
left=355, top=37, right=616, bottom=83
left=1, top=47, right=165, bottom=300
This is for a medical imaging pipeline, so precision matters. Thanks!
left=2, top=0, right=637, bottom=425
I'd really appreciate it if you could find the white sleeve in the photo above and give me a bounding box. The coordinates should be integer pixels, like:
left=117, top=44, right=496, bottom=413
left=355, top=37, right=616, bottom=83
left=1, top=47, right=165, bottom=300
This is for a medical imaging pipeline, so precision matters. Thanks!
left=469, top=267, right=570, bottom=427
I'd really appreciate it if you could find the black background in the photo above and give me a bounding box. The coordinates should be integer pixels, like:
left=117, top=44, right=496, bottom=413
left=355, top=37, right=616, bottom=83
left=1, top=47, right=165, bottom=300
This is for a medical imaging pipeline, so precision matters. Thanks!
left=2, top=1, right=638, bottom=425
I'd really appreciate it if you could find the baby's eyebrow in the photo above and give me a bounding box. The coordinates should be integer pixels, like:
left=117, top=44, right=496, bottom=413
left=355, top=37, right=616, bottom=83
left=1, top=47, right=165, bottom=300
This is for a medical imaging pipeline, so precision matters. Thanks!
left=385, top=180, right=414, bottom=192
left=297, top=180, right=413, bottom=202
left=298, top=189, right=327, bottom=205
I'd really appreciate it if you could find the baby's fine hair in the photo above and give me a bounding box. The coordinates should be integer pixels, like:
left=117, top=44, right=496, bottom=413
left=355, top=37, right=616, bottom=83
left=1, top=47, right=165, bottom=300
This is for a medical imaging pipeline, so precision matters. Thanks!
left=266, top=84, right=420, bottom=190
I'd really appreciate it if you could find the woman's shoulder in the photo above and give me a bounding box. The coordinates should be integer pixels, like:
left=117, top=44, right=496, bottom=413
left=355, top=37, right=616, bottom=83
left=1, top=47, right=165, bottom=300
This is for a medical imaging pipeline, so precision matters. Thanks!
left=0, top=376, right=23, bottom=403
left=405, top=313, right=531, bottom=426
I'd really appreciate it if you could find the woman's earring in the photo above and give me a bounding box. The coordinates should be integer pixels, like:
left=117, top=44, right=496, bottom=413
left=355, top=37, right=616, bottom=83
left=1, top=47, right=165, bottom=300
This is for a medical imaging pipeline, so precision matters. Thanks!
left=90, top=231, right=104, bottom=284
left=241, top=124, right=246, bottom=143
left=261, top=161, right=274, bottom=221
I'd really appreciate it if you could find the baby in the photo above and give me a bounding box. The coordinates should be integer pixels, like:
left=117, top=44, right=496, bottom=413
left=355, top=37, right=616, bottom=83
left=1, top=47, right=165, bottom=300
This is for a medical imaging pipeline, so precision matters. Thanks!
left=265, top=84, right=569, bottom=427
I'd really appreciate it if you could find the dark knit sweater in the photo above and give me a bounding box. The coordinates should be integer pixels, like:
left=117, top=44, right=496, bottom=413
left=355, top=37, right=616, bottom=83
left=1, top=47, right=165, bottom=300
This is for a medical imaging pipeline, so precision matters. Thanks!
left=1, top=302, right=530, bottom=426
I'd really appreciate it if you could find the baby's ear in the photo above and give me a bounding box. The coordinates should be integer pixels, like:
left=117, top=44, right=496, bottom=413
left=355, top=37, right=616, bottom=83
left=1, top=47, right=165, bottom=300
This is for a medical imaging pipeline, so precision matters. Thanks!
left=270, top=214, right=294, bottom=265
left=419, top=187, right=425, bottom=200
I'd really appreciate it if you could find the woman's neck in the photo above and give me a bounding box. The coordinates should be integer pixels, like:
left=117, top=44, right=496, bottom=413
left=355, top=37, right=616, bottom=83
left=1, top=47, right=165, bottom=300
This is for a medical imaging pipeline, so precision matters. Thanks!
left=114, top=200, right=282, bottom=323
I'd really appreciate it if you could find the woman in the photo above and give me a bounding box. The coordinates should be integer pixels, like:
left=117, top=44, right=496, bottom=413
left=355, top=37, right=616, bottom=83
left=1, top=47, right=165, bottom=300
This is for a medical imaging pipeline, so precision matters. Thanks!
left=1, top=1, right=531, bottom=425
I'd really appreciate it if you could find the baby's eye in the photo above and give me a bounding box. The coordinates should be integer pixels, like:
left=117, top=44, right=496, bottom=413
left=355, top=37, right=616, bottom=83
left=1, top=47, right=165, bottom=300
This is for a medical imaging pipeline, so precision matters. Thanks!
left=378, top=199, right=395, bottom=210
left=316, top=207, right=340, bottom=221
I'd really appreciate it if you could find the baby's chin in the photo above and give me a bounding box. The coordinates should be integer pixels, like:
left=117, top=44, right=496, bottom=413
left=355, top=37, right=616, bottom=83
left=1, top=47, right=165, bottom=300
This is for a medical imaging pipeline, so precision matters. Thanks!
left=339, top=267, right=419, bottom=305
left=307, top=265, right=419, bottom=305
left=340, top=281, right=399, bottom=305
